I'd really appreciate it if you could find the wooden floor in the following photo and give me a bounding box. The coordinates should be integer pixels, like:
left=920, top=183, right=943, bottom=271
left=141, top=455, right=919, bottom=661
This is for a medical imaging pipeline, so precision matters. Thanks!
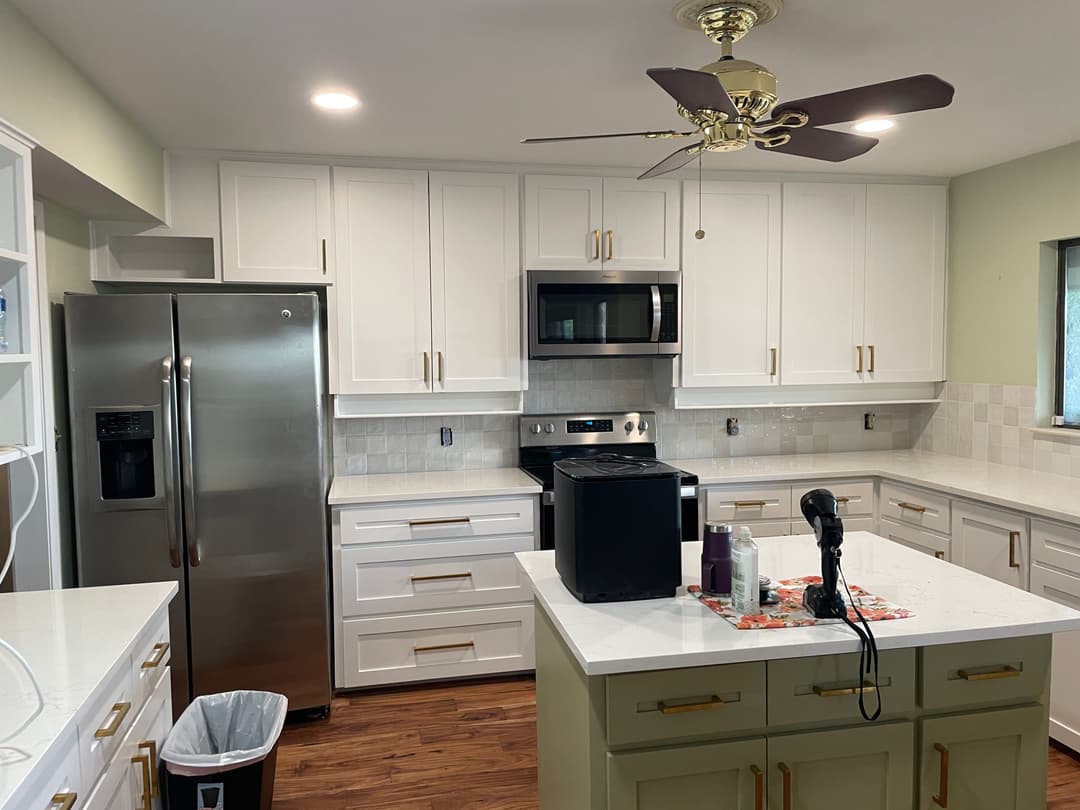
left=274, top=675, right=1080, bottom=809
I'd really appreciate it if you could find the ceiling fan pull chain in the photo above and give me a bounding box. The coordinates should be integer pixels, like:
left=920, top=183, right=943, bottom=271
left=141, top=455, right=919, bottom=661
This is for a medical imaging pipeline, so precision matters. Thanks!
left=695, top=151, right=705, bottom=240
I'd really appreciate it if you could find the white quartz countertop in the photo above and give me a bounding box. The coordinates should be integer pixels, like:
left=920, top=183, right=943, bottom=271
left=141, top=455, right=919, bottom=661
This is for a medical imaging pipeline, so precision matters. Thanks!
left=516, top=532, right=1080, bottom=676
left=0, top=582, right=177, bottom=810
left=329, top=467, right=542, bottom=505
left=670, top=450, right=1080, bottom=526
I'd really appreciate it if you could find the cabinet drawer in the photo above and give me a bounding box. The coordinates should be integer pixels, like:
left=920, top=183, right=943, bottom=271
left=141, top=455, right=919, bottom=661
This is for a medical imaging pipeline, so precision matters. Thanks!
left=78, top=659, right=137, bottom=793
left=799, top=480, right=875, bottom=516
left=1032, top=518, right=1080, bottom=575
left=880, top=482, right=950, bottom=534
left=739, top=520, right=792, bottom=539
left=706, top=486, right=792, bottom=522
left=338, top=495, right=535, bottom=545
left=129, top=610, right=170, bottom=710
left=605, top=662, right=766, bottom=747
left=340, top=605, right=534, bottom=688
left=767, top=649, right=916, bottom=726
left=920, top=636, right=1051, bottom=711
left=19, top=727, right=82, bottom=810
left=879, top=517, right=949, bottom=560
left=339, top=537, right=534, bottom=617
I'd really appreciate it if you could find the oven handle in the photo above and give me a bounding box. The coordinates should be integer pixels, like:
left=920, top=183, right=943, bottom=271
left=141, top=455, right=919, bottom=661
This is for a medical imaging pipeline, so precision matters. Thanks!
left=650, top=285, right=662, bottom=343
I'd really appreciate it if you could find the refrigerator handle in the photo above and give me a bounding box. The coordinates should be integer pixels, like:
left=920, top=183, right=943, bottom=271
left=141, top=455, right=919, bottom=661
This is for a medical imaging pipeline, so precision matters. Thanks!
left=160, top=356, right=182, bottom=569
left=179, top=355, right=200, bottom=567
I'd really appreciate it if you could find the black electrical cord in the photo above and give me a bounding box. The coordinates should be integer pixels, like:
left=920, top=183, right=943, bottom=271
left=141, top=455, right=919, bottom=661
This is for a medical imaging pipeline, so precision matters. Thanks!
left=836, top=552, right=882, bottom=721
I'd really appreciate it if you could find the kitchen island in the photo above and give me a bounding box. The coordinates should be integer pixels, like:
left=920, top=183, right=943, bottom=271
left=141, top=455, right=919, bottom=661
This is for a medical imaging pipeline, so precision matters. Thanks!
left=516, top=533, right=1080, bottom=809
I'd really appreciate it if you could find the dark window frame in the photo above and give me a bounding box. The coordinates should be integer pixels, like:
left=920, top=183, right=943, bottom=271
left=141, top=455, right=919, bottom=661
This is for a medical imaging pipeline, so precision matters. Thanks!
left=1056, top=238, right=1080, bottom=427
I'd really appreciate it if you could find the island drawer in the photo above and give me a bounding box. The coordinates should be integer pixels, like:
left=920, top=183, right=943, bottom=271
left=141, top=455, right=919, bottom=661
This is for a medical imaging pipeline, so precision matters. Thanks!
left=920, top=636, right=1051, bottom=711
left=767, top=649, right=916, bottom=726
left=130, top=609, right=171, bottom=708
left=706, top=485, right=792, bottom=523
left=799, top=479, right=875, bottom=517
left=879, top=482, right=951, bottom=535
left=605, top=662, right=766, bottom=747
left=338, top=495, right=535, bottom=546
left=879, top=517, right=949, bottom=560
left=1031, top=518, right=1080, bottom=575
left=77, top=655, right=137, bottom=793
left=18, top=727, right=82, bottom=810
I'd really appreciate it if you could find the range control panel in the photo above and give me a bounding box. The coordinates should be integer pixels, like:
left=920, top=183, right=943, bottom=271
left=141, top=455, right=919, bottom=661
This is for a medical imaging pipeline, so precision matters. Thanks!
left=95, top=410, right=155, bottom=441
left=520, top=412, right=657, bottom=447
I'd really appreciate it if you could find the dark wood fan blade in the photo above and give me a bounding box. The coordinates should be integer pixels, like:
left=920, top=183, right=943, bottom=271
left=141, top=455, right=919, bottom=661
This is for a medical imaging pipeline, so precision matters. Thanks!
left=638, top=143, right=704, bottom=180
left=755, top=128, right=878, bottom=162
left=772, top=74, right=955, bottom=127
left=647, top=68, right=739, bottom=119
left=521, top=130, right=690, bottom=144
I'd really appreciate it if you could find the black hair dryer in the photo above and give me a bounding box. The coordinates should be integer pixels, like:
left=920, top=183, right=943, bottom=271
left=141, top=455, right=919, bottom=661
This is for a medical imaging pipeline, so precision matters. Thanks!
left=800, top=489, right=848, bottom=619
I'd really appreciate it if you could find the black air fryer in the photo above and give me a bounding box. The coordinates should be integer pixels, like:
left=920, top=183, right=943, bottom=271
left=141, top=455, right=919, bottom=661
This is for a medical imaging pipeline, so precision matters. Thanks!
left=554, top=454, right=682, bottom=602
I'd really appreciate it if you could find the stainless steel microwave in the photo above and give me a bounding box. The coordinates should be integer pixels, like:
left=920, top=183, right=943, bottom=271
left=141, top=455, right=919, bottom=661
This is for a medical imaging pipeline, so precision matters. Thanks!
left=528, top=270, right=681, bottom=359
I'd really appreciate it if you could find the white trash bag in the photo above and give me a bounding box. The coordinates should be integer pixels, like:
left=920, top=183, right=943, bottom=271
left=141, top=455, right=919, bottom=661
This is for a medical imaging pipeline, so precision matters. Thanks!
left=161, top=691, right=288, bottom=777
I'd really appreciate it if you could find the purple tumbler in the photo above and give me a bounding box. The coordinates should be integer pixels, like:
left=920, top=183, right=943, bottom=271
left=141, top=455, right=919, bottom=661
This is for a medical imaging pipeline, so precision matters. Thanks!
left=702, top=521, right=733, bottom=596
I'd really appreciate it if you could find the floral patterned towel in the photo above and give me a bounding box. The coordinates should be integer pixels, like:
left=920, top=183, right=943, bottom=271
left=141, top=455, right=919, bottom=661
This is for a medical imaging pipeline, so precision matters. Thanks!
left=688, top=576, right=914, bottom=630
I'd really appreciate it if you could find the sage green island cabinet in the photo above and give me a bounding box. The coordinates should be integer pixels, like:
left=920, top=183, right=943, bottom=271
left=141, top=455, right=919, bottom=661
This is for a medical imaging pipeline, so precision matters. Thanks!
left=518, top=532, right=1080, bottom=810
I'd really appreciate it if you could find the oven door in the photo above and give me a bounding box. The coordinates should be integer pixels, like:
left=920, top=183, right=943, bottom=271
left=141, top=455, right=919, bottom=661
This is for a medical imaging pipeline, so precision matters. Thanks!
left=529, top=270, right=680, bottom=358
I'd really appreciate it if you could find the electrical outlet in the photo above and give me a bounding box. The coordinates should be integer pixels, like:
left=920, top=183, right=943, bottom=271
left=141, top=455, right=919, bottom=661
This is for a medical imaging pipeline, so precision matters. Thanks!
left=864, top=413, right=876, bottom=431
left=440, top=427, right=453, bottom=447
left=727, top=418, right=740, bottom=437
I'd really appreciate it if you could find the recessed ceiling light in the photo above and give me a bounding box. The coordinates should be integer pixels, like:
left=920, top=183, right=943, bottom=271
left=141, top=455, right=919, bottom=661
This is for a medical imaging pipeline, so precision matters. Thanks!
left=312, top=91, right=360, bottom=111
left=853, top=118, right=895, bottom=133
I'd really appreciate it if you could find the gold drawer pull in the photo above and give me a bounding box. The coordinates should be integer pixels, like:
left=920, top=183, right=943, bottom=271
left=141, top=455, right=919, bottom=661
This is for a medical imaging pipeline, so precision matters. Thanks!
left=606, top=229, right=614, bottom=261
left=835, top=496, right=851, bottom=504
left=413, top=641, right=475, bottom=654
left=751, top=764, right=764, bottom=810
left=733, top=500, right=768, bottom=508
left=411, top=571, right=473, bottom=583
left=932, top=743, right=949, bottom=807
left=408, top=516, right=471, bottom=527
left=141, top=641, right=170, bottom=669
left=593, top=229, right=601, bottom=260
left=779, top=762, right=792, bottom=810
left=49, top=794, right=77, bottom=810
left=856, top=345, right=864, bottom=373
left=934, top=551, right=945, bottom=560
left=1009, top=530, right=1021, bottom=568
left=139, top=740, right=159, bottom=798
left=423, top=351, right=430, bottom=384
left=868, top=344, right=876, bottom=373
left=813, top=681, right=878, bottom=698
left=958, top=665, right=1020, bottom=681
left=94, top=701, right=131, bottom=739
left=770, top=347, right=778, bottom=377
left=132, top=753, right=152, bottom=810
left=657, top=695, right=726, bottom=714
left=897, top=501, right=928, bottom=514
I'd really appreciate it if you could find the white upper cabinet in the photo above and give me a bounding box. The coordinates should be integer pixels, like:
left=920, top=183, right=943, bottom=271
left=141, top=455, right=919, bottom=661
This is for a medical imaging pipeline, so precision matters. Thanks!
left=331, top=168, right=432, bottom=395
left=220, top=161, right=333, bottom=284
left=864, top=184, right=947, bottom=383
left=429, top=172, right=522, bottom=393
left=781, top=183, right=867, bottom=385
left=524, top=175, right=679, bottom=271
left=681, top=181, right=781, bottom=388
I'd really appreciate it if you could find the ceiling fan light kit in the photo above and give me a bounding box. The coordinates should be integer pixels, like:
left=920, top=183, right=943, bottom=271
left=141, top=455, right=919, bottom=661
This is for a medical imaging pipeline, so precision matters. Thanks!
left=521, top=0, right=955, bottom=179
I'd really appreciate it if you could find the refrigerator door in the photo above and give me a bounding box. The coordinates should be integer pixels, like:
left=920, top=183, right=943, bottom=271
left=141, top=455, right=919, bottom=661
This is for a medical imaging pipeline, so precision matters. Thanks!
left=64, top=293, right=190, bottom=714
left=175, top=293, right=331, bottom=710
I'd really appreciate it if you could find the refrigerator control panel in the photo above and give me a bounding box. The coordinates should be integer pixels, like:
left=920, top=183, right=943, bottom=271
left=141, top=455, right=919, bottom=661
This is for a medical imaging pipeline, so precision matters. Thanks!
left=95, top=410, right=155, bottom=441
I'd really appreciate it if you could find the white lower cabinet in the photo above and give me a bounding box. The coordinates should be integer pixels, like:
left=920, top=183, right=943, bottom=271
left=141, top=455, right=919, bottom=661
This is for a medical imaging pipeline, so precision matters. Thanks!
left=22, top=728, right=82, bottom=810
left=952, top=500, right=1029, bottom=590
left=879, top=517, right=949, bottom=561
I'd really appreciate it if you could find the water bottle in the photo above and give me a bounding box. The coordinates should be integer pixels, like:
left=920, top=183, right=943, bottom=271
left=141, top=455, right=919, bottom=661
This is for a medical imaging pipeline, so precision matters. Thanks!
left=731, top=525, right=760, bottom=615
left=0, top=287, right=7, bottom=353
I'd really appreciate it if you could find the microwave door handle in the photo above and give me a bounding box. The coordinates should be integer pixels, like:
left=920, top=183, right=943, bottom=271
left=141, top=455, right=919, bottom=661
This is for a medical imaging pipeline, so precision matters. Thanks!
left=160, top=357, right=181, bottom=569
left=650, top=285, right=662, bottom=342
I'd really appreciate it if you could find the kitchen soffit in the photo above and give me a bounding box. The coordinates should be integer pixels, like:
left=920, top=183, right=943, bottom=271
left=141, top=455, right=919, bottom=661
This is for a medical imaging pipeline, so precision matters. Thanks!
left=12, top=0, right=1080, bottom=177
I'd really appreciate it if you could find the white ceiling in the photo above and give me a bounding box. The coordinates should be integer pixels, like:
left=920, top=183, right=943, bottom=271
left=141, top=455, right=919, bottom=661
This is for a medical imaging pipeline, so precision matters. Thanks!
left=13, top=0, right=1080, bottom=178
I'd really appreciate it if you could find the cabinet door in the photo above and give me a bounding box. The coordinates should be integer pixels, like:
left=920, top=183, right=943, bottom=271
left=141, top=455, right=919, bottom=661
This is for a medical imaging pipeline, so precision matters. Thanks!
left=608, top=737, right=765, bottom=809
left=1029, top=564, right=1080, bottom=751
left=952, top=501, right=1029, bottom=589
left=330, top=168, right=432, bottom=394
left=682, top=182, right=781, bottom=388
left=918, top=706, right=1047, bottom=810
left=524, top=175, right=603, bottom=269
left=781, top=183, right=867, bottom=385
left=864, top=185, right=947, bottom=382
left=220, top=161, right=333, bottom=283
left=429, top=172, right=522, bottom=393
left=601, top=177, right=680, bottom=271
left=768, top=722, right=914, bottom=810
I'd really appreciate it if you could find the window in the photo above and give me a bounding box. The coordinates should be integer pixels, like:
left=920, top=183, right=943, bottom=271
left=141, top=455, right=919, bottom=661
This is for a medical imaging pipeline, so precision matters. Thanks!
left=1057, top=239, right=1080, bottom=425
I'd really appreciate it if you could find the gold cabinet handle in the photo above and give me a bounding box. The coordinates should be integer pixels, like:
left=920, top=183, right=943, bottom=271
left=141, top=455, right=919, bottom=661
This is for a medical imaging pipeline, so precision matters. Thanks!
left=437, top=351, right=445, bottom=384
left=751, top=765, right=764, bottom=810
left=413, top=641, right=475, bottom=654
left=132, top=753, right=152, bottom=810
left=734, top=500, right=768, bottom=508
left=410, top=571, right=473, bottom=583
left=657, top=695, right=726, bottom=715
left=932, top=743, right=950, bottom=807
left=322, top=238, right=328, bottom=273
left=897, top=501, right=928, bottom=514
left=812, top=680, right=878, bottom=698
left=835, top=496, right=851, bottom=504
left=49, top=794, right=78, bottom=810
left=423, top=351, right=430, bottom=384
left=868, top=344, right=876, bottom=373
left=606, top=229, right=614, bottom=261
left=95, top=701, right=131, bottom=739
left=857, top=345, right=864, bottom=373
left=770, top=347, right=778, bottom=376
left=139, top=740, right=160, bottom=799
left=958, top=665, right=1020, bottom=681
left=1009, top=530, right=1021, bottom=568
left=934, top=551, right=945, bottom=560
left=408, top=516, right=471, bottom=528
left=141, top=641, right=170, bottom=670
left=593, top=229, right=601, bottom=260
left=779, top=762, right=792, bottom=810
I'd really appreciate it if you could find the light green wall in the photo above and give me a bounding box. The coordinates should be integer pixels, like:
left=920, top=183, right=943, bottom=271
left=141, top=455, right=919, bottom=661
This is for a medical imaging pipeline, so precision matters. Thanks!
left=948, top=139, right=1080, bottom=385
left=0, top=1, right=165, bottom=220
left=40, top=198, right=93, bottom=299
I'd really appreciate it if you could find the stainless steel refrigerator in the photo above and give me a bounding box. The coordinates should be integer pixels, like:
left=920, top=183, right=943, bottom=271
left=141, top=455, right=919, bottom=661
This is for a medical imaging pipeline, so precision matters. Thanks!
left=65, top=293, right=331, bottom=715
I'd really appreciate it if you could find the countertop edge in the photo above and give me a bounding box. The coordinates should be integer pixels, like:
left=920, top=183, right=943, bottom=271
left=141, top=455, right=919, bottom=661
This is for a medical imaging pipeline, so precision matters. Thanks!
left=328, top=483, right=542, bottom=506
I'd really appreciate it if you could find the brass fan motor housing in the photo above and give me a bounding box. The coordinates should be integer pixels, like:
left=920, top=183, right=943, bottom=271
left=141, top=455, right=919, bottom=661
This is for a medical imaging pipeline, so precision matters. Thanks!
left=700, top=57, right=778, bottom=121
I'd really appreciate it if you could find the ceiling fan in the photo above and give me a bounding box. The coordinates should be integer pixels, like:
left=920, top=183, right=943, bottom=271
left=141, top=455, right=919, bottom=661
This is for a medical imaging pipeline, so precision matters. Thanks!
left=521, top=0, right=955, bottom=180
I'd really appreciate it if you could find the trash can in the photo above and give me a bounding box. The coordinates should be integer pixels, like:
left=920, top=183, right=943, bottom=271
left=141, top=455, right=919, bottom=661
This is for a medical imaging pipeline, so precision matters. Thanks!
left=160, top=691, right=288, bottom=810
